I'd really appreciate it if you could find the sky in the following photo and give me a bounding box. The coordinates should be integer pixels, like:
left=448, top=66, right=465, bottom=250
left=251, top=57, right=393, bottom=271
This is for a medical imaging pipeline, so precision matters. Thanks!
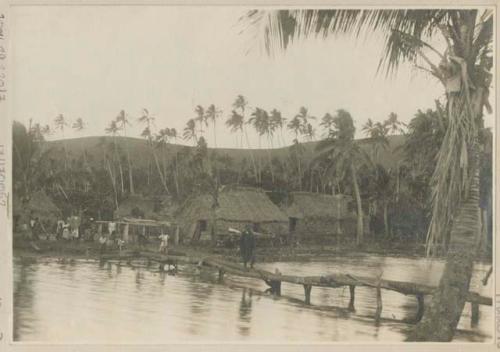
left=10, top=6, right=494, bottom=149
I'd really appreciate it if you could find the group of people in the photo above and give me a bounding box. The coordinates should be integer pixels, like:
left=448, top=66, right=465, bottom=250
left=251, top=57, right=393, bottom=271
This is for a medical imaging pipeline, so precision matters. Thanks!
left=98, top=221, right=125, bottom=254
left=55, top=215, right=88, bottom=241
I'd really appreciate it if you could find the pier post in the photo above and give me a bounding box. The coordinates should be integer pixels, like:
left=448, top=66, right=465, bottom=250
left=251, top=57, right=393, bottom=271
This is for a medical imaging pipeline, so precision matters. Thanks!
left=375, top=286, right=383, bottom=323
left=415, top=294, right=425, bottom=323
left=348, top=285, right=356, bottom=311
left=303, top=284, right=312, bottom=305
left=471, top=302, right=480, bottom=327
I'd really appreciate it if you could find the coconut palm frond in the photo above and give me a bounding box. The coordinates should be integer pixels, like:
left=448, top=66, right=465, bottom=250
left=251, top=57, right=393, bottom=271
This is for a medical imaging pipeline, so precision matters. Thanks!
left=244, top=9, right=447, bottom=75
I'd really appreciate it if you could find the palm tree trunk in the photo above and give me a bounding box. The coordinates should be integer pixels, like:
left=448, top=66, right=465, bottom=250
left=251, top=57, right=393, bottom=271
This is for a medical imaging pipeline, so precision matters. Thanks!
left=244, top=127, right=259, bottom=184
left=383, top=201, right=390, bottom=239
left=409, top=163, right=479, bottom=341
left=150, top=142, right=170, bottom=194
left=351, top=163, right=364, bottom=246
left=123, top=125, right=135, bottom=194
left=174, top=139, right=180, bottom=196
left=409, top=88, right=485, bottom=341
left=112, top=136, right=124, bottom=194
left=105, top=157, right=119, bottom=210
left=266, top=134, right=275, bottom=185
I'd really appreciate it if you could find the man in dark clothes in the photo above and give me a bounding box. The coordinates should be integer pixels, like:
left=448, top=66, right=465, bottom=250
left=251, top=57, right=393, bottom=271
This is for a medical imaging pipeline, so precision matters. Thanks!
left=240, top=225, right=256, bottom=269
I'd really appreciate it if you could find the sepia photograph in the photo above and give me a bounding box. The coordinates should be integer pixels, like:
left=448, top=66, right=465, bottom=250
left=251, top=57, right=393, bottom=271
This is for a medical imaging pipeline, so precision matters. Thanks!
left=4, top=3, right=496, bottom=346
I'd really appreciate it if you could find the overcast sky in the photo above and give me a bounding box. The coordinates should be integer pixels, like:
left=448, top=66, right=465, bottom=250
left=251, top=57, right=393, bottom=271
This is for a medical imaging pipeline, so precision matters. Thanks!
left=10, top=6, right=494, bottom=148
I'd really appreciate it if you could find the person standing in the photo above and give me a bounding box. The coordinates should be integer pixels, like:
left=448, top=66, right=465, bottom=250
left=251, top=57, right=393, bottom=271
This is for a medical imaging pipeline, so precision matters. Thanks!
left=56, top=219, right=64, bottom=240
left=240, top=225, right=256, bottom=269
left=99, top=233, right=107, bottom=255
left=159, top=232, right=170, bottom=254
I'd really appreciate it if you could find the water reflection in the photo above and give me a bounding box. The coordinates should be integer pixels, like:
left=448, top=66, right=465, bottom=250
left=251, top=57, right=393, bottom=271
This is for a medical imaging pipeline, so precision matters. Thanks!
left=238, top=289, right=253, bottom=336
left=13, top=255, right=492, bottom=343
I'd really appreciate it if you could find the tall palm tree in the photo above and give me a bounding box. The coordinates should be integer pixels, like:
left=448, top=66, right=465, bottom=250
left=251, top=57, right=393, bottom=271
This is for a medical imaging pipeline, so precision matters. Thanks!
left=232, top=95, right=258, bottom=183
left=205, top=104, right=222, bottom=149
left=319, top=113, right=335, bottom=137
left=363, top=119, right=390, bottom=163
left=72, top=117, right=89, bottom=170
left=72, top=117, right=84, bottom=132
left=183, top=118, right=198, bottom=145
left=247, top=8, right=493, bottom=341
left=54, top=113, right=69, bottom=170
left=138, top=109, right=170, bottom=194
left=316, top=109, right=368, bottom=246
left=194, top=105, right=207, bottom=138
left=296, top=106, right=316, bottom=128
left=167, top=128, right=181, bottom=196
left=116, top=110, right=135, bottom=194
left=385, top=112, right=406, bottom=135
left=104, top=120, right=122, bottom=204
left=287, top=115, right=304, bottom=190
left=270, top=109, right=286, bottom=147
left=249, top=107, right=274, bottom=184
left=104, top=120, right=125, bottom=193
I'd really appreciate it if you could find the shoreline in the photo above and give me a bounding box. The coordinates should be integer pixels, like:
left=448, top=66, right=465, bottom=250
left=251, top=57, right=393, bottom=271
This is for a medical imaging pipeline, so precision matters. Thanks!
left=12, top=236, right=493, bottom=264
left=13, top=239, right=491, bottom=263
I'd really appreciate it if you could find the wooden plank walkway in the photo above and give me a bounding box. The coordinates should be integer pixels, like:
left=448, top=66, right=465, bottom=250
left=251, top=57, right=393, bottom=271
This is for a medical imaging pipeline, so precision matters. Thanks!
left=101, top=250, right=492, bottom=324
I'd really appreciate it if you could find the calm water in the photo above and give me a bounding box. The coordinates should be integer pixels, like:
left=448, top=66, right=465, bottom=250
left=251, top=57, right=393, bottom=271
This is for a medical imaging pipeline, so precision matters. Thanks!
left=13, top=254, right=492, bottom=343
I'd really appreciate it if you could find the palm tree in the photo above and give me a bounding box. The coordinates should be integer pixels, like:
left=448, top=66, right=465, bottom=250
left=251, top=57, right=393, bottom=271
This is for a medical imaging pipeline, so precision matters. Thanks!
left=226, top=110, right=245, bottom=143
left=167, top=128, right=181, bottom=195
left=232, top=95, right=258, bottom=183
left=296, top=106, right=315, bottom=128
left=54, top=113, right=69, bottom=170
left=205, top=104, right=222, bottom=149
left=183, top=118, right=198, bottom=145
left=363, top=119, right=390, bottom=163
left=194, top=105, right=207, bottom=138
left=249, top=107, right=274, bottom=184
left=287, top=115, right=304, bottom=190
left=270, top=109, right=286, bottom=147
left=316, top=109, right=368, bottom=246
left=246, top=8, right=493, bottom=341
left=72, top=117, right=84, bottom=132
left=71, top=117, right=90, bottom=170
left=320, top=113, right=335, bottom=137
left=116, top=110, right=135, bottom=194
left=385, top=112, right=406, bottom=135
left=104, top=120, right=125, bottom=193
left=138, top=109, right=170, bottom=194
left=104, top=120, right=122, bottom=206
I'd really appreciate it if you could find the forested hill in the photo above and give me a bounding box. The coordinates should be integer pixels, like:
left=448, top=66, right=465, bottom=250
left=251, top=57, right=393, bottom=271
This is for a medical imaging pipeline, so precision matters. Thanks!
left=44, top=134, right=406, bottom=169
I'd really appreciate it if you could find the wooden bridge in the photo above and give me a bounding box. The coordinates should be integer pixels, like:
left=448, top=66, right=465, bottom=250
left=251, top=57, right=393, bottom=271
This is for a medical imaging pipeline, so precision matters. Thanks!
left=100, top=250, right=492, bottom=325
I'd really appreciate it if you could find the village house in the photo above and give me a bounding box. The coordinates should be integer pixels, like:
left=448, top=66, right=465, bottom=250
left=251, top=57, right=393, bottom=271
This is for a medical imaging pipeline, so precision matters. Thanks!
left=283, top=192, right=369, bottom=243
left=176, top=186, right=288, bottom=243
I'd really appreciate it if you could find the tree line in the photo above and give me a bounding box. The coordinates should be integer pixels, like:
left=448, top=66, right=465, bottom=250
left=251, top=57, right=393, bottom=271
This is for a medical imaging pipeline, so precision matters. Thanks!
left=14, top=97, right=490, bottom=248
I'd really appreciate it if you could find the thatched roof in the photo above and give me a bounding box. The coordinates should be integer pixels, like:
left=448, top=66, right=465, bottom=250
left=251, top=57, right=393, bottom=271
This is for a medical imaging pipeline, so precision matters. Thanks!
left=14, top=190, right=61, bottom=222
left=115, top=195, right=175, bottom=221
left=177, top=186, right=288, bottom=224
left=284, top=192, right=352, bottom=220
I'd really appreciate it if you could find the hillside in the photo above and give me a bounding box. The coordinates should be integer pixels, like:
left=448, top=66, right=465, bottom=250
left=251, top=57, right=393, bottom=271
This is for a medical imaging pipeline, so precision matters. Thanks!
left=44, top=134, right=406, bottom=170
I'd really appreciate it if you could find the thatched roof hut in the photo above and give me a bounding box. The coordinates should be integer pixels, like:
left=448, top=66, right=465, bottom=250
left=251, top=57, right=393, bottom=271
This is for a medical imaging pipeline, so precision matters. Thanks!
left=283, top=192, right=366, bottom=241
left=176, top=186, right=288, bottom=242
left=115, top=195, right=175, bottom=221
left=284, top=192, right=351, bottom=220
left=13, top=191, right=62, bottom=230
